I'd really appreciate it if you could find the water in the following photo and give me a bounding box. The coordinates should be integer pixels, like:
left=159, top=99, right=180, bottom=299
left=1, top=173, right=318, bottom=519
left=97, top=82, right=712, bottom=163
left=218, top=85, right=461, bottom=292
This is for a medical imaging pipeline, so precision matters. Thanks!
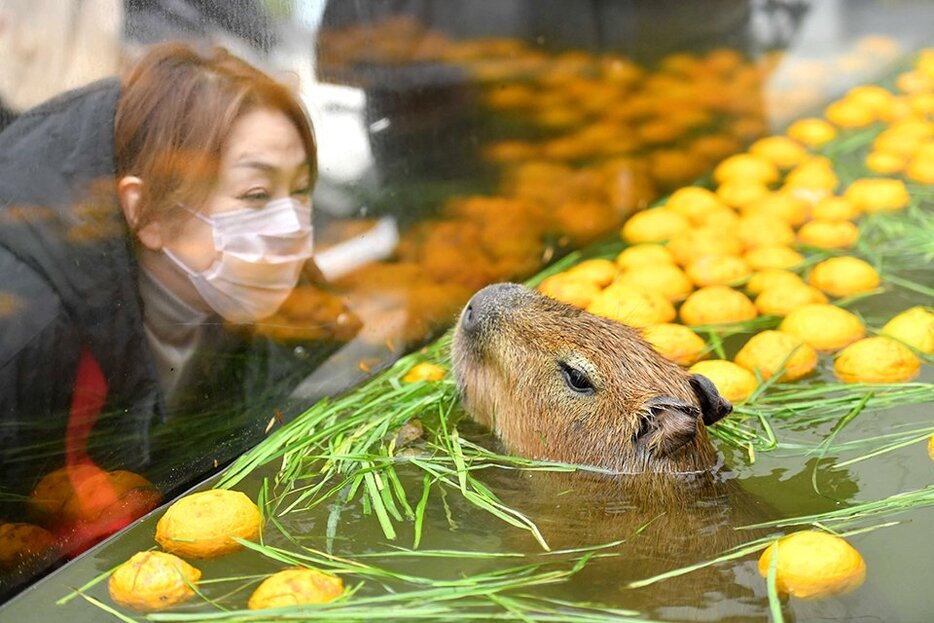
left=2, top=341, right=930, bottom=621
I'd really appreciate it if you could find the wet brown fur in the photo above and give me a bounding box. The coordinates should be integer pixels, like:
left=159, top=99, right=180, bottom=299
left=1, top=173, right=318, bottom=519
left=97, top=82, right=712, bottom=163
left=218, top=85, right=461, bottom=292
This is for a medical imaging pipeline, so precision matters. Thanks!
left=452, top=283, right=721, bottom=474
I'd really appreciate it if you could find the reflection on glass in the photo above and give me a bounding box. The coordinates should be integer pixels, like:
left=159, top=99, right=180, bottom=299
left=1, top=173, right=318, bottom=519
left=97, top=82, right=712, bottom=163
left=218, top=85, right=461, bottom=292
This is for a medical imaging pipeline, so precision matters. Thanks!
left=0, top=41, right=357, bottom=597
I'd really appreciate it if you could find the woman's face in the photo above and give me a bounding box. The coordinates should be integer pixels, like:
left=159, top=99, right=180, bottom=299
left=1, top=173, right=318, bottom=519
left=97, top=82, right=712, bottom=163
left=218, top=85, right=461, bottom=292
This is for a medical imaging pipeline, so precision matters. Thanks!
left=135, top=107, right=311, bottom=311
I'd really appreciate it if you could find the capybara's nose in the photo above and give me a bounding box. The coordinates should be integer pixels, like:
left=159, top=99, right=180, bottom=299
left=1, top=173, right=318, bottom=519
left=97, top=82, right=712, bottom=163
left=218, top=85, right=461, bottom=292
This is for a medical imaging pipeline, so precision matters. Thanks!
left=461, top=301, right=479, bottom=334
left=461, top=283, right=525, bottom=334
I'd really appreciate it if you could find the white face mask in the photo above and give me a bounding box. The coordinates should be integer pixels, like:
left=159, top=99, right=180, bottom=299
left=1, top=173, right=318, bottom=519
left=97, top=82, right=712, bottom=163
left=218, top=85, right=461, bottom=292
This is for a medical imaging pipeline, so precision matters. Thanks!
left=164, top=197, right=314, bottom=323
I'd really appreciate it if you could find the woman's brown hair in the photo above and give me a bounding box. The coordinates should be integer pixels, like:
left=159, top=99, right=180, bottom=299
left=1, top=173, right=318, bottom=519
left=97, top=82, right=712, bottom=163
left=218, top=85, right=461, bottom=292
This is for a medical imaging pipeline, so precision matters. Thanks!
left=114, top=42, right=316, bottom=231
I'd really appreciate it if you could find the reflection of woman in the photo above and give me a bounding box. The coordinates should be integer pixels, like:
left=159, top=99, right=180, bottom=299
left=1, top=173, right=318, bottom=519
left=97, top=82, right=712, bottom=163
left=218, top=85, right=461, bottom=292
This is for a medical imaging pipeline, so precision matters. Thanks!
left=0, top=43, right=318, bottom=549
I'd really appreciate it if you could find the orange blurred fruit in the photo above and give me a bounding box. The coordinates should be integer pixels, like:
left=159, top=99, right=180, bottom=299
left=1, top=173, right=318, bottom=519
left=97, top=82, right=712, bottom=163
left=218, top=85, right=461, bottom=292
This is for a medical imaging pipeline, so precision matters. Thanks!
left=757, top=531, right=866, bottom=599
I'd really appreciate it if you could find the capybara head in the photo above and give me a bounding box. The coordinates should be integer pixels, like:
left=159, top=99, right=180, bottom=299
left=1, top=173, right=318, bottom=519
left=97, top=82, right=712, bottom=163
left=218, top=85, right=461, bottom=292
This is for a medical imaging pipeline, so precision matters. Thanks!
left=452, top=283, right=732, bottom=474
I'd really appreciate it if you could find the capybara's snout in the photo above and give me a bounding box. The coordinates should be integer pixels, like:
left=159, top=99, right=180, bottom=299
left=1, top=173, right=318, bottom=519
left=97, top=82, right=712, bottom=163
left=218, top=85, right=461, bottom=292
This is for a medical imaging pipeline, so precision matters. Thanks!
left=459, top=283, right=528, bottom=337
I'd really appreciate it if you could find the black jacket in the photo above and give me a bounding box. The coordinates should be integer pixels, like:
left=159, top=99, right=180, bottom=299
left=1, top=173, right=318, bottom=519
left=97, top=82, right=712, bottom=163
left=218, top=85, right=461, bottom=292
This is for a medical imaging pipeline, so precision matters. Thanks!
left=0, top=79, right=329, bottom=505
left=0, top=79, right=162, bottom=493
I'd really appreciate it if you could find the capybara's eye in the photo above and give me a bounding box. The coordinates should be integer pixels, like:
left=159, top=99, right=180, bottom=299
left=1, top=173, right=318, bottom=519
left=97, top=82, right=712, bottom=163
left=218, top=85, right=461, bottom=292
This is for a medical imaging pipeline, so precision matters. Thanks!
left=559, top=362, right=595, bottom=395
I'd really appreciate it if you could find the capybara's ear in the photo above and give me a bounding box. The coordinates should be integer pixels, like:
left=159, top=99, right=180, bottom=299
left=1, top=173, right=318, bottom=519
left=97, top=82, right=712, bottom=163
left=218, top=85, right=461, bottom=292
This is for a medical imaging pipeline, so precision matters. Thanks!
left=690, top=374, right=733, bottom=426
left=642, top=397, right=701, bottom=457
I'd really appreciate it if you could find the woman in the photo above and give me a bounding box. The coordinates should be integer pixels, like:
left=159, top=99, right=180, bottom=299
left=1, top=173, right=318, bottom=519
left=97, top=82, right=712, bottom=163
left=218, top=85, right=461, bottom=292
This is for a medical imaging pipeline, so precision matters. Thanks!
left=0, top=43, right=320, bottom=569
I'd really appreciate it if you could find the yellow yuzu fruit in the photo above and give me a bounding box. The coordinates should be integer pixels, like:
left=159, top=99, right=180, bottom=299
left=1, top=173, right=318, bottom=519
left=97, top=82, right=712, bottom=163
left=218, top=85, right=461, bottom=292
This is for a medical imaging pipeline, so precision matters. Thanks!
left=749, top=136, right=808, bottom=169
left=787, top=118, right=838, bottom=147
left=865, top=150, right=907, bottom=175
left=685, top=255, right=752, bottom=287
left=248, top=568, right=344, bottom=610
left=834, top=337, right=921, bottom=383
left=846, top=85, right=895, bottom=116
left=757, top=531, right=866, bottom=599
left=780, top=304, right=866, bottom=351
left=109, top=552, right=201, bottom=612
left=784, top=158, right=839, bottom=193
left=679, top=286, right=757, bottom=326
left=564, top=259, right=619, bottom=287
left=825, top=99, right=876, bottom=128
left=745, top=245, right=805, bottom=271
left=667, top=228, right=743, bottom=266
left=586, top=284, right=676, bottom=328
left=641, top=323, right=707, bottom=366
left=713, top=153, right=779, bottom=186
left=810, top=196, right=860, bottom=221
left=735, top=330, right=818, bottom=381
left=155, top=490, right=261, bottom=559
left=880, top=306, right=934, bottom=353
left=689, top=360, right=758, bottom=403
left=716, top=180, right=772, bottom=209
left=844, top=178, right=910, bottom=213
left=538, top=275, right=602, bottom=308
left=695, top=205, right=741, bottom=229
left=754, top=284, right=828, bottom=316
left=402, top=362, right=447, bottom=383
left=797, top=220, right=860, bottom=249
left=736, top=214, right=796, bottom=248
left=621, top=208, right=690, bottom=243
left=665, top=187, right=726, bottom=223
left=615, top=244, right=675, bottom=269
left=742, top=193, right=809, bottom=226
left=615, top=263, right=694, bottom=302
left=906, top=156, right=934, bottom=184
left=873, top=129, right=923, bottom=157
left=746, top=269, right=804, bottom=295
left=808, top=257, right=880, bottom=297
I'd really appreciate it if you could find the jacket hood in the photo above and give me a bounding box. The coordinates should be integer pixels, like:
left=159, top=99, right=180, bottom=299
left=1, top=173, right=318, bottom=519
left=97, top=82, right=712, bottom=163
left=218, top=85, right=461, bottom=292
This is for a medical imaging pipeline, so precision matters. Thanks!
left=0, top=78, right=162, bottom=427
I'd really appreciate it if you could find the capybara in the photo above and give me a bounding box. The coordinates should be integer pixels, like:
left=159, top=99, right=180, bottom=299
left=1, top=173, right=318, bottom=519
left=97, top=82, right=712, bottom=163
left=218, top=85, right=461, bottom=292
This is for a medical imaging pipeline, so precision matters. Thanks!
left=452, top=282, right=732, bottom=474
left=449, top=283, right=784, bottom=617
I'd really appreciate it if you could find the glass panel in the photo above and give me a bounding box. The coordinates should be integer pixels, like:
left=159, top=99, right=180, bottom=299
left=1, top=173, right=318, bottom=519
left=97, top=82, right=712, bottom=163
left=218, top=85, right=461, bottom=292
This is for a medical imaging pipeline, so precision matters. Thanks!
left=0, top=0, right=930, bottom=613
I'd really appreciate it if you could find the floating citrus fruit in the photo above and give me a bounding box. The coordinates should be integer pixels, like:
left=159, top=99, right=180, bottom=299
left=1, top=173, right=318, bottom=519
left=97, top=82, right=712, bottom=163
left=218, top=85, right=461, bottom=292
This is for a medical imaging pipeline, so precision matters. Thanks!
left=834, top=337, right=921, bottom=383
left=685, top=255, right=752, bottom=287
left=538, top=276, right=602, bottom=309
left=155, top=490, right=261, bottom=558
left=688, top=360, right=758, bottom=403
left=621, top=208, right=689, bottom=243
left=641, top=324, right=707, bottom=366
left=755, top=284, right=828, bottom=317
left=797, top=220, right=859, bottom=249
left=746, top=269, right=804, bottom=295
left=713, top=153, right=779, bottom=186
left=109, top=551, right=201, bottom=612
left=810, top=196, right=860, bottom=221
left=787, top=118, right=837, bottom=147
left=248, top=568, right=344, bottom=610
left=741, top=193, right=808, bottom=227
left=615, top=244, right=675, bottom=269
left=564, top=259, right=619, bottom=287
left=780, top=304, right=865, bottom=351
left=403, top=362, right=447, bottom=383
left=757, top=531, right=866, bottom=599
left=716, top=180, right=771, bottom=209
left=665, top=187, right=726, bottom=223
left=680, top=286, right=757, bottom=326
left=587, top=284, right=676, bottom=328
left=745, top=245, right=805, bottom=271
left=735, top=330, right=818, bottom=381
left=844, top=178, right=910, bottom=213
left=616, top=263, right=694, bottom=302
left=808, top=257, right=880, bottom=297
left=749, top=136, right=808, bottom=169
left=667, top=228, right=743, bottom=266
left=736, top=214, right=796, bottom=249
left=880, top=306, right=934, bottom=354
